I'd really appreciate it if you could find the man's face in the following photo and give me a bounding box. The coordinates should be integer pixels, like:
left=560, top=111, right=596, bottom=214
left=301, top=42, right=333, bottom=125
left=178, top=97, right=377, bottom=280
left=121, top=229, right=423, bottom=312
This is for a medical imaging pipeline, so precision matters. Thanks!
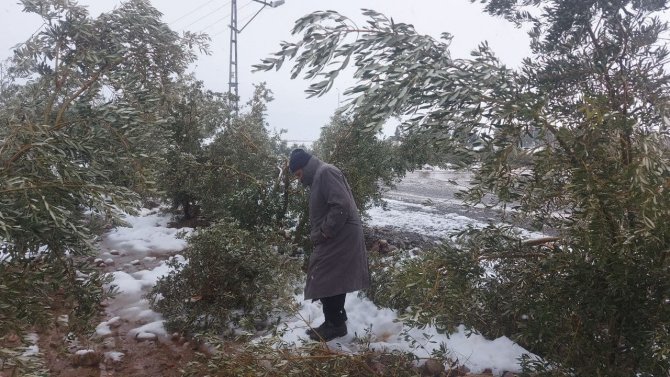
left=293, top=168, right=304, bottom=183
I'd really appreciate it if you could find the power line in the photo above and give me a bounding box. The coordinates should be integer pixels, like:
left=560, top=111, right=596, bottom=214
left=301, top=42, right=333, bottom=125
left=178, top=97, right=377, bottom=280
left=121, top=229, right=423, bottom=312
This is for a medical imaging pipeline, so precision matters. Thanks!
left=183, top=2, right=232, bottom=30
left=168, top=0, right=222, bottom=25
left=197, top=13, right=231, bottom=34
left=238, top=0, right=272, bottom=21
left=198, top=0, right=253, bottom=36
left=211, top=28, right=229, bottom=37
left=239, top=2, right=257, bottom=12
left=236, top=1, right=257, bottom=19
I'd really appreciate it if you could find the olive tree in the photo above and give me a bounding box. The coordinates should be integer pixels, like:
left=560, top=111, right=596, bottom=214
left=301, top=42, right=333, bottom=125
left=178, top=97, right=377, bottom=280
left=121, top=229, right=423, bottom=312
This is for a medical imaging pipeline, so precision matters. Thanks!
left=0, top=0, right=207, bottom=335
left=189, top=84, right=292, bottom=229
left=312, top=111, right=409, bottom=213
left=148, top=85, right=307, bottom=337
left=157, top=77, right=231, bottom=221
left=255, top=2, right=670, bottom=375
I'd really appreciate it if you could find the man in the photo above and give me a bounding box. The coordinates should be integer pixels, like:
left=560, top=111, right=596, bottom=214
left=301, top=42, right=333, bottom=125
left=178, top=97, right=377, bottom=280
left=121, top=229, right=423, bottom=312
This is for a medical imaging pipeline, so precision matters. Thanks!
left=288, top=148, right=370, bottom=342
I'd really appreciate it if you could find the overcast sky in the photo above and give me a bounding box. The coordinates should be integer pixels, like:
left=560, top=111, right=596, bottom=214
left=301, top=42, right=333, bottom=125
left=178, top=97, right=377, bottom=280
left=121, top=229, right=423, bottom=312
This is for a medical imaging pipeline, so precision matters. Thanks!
left=0, top=0, right=530, bottom=142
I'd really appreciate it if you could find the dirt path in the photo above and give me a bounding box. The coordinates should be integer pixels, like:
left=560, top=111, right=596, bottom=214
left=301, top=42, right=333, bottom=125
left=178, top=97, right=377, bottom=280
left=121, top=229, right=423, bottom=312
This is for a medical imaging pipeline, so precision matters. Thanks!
left=38, top=222, right=199, bottom=376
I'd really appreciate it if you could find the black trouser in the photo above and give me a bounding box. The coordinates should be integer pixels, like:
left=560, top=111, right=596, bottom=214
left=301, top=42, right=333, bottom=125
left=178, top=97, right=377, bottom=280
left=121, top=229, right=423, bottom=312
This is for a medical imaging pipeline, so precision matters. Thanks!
left=320, top=293, right=347, bottom=326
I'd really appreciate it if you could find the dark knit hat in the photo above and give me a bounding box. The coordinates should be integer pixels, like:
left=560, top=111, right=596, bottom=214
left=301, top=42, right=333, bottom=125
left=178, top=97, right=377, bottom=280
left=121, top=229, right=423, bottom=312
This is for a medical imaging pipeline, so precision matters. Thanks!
left=289, top=148, right=312, bottom=173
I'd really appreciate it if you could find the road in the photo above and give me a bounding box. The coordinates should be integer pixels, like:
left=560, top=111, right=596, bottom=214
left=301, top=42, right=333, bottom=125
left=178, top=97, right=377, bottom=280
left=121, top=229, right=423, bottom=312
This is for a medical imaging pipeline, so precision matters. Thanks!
left=369, top=168, right=553, bottom=241
left=386, top=169, right=510, bottom=224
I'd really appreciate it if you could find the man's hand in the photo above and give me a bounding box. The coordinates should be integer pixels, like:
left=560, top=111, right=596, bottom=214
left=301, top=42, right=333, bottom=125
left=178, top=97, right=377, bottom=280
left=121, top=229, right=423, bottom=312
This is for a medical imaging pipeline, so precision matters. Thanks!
left=311, top=228, right=329, bottom=245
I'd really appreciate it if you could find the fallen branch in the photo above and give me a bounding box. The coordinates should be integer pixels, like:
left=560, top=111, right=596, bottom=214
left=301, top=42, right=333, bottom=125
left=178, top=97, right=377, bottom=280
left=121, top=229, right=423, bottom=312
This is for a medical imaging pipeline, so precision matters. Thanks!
left=521, top=237, right=560, bottom=246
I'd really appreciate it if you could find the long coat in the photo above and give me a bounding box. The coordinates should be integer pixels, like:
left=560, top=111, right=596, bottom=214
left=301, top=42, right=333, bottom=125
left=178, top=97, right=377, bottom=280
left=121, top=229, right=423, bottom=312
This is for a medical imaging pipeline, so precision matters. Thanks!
left=301, top=157, right=370, bottom=300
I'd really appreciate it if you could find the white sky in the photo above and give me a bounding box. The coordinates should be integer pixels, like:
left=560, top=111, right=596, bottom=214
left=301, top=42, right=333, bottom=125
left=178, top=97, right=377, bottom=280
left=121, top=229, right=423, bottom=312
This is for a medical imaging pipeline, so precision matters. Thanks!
left=0, top=0, right=530, bottom=142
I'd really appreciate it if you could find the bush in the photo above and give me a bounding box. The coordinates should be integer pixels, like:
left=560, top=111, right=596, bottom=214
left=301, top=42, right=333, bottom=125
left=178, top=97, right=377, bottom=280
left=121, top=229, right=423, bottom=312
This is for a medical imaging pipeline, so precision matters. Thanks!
left=157, top=78, right=230, bottom=220
left=159, top=84, right=297, bottom=230
left=368, top=225, right=670, bottom=376
left=366, top=232, right=486, bottom=336
left=148, top=221, right=301, bottom=336
left=0, top=256, right=111, bottom=332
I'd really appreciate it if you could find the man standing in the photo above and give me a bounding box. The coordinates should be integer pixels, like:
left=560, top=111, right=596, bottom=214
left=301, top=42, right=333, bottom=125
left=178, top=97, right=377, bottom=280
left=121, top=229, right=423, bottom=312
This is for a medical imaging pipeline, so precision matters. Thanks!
left=288, top=148, right=370, bottom=342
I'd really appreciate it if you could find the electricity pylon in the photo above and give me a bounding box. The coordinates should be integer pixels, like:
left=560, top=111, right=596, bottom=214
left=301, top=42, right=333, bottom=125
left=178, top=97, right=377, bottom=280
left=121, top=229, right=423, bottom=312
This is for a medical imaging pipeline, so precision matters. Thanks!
left=228, top=0, right=285, bottom=114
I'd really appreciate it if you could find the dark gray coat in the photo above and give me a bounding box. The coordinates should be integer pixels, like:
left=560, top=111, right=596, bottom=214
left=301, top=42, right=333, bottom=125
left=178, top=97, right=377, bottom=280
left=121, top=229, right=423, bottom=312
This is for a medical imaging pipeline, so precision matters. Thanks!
left=301, top=156, right=370, bottom=300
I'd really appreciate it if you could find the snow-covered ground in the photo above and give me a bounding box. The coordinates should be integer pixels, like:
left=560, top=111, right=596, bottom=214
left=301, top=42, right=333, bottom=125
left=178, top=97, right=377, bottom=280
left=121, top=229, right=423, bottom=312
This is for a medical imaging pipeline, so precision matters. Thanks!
left=94, top=185, right=538, bottom=374
left=367, top=198, right=487, bottom=238
left=276, top=294, right=533, bottom=374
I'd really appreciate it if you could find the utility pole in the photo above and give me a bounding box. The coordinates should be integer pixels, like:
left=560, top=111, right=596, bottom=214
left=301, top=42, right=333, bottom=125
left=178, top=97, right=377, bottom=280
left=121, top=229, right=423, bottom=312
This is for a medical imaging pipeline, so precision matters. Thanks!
left=228, top=0, right=239, bottom=112
left=228, top=0, right=285, bottom=115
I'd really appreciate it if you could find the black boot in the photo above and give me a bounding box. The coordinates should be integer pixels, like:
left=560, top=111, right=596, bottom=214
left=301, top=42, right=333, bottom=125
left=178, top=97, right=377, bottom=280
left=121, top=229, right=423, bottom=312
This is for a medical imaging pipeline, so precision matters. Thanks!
left=306, top=321, right=347, bottom=341
left=306, top=321, right=326, bottom=337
